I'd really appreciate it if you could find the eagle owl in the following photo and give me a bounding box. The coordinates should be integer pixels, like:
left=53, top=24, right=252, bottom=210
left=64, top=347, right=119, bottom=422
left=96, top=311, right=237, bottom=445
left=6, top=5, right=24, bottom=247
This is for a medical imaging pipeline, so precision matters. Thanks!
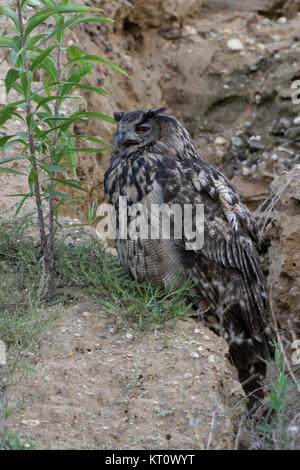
left=104, top=108, right=274, bottom=408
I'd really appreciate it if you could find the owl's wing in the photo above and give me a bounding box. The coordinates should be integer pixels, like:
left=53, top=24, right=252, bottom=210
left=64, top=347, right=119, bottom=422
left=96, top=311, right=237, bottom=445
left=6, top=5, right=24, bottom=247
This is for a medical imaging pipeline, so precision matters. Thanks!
left=156, top=157, right=272, bottom=343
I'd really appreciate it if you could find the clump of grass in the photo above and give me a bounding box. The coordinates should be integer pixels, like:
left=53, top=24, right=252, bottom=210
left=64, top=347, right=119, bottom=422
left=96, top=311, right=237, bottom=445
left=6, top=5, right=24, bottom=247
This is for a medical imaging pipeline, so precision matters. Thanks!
left=98, top=269, right=194, bottom=334
left=0, top=214, right=58, bottom=390
left=255, top=342, right=295, bottom=449
left=0, top=213, right=193, bottom=374
left=0, top=430, right=35, bottom=450
left=0, top=398, right=35, bottom=450
left=243, top=341, right=300, bottom=450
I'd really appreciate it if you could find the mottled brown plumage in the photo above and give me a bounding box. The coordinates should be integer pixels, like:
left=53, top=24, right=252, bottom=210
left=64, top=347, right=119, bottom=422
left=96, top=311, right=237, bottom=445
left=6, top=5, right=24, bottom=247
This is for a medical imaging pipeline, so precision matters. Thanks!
left=104, top=108, right=274, bottom=408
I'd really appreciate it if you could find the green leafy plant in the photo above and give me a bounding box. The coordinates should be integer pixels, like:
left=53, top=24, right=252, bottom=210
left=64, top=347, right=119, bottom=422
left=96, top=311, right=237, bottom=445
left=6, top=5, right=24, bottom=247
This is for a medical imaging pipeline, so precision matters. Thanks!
left=0, top=0, right=127, bottom=298
left=256, top=341, right=292, bottom=449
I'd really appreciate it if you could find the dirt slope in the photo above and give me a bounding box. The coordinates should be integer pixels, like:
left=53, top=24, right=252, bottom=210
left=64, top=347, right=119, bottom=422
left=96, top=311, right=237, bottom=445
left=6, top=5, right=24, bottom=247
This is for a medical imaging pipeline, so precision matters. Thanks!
left=5, top=300, right=244, bottom=450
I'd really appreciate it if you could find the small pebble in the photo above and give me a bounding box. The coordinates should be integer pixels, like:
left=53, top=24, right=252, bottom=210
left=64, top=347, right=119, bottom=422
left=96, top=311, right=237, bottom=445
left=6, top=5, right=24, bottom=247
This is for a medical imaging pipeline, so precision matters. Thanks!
left=262, top=18, right=272, bottom=26
left=284, top=126, right=300, bottom=139
left=214, top=136, right=228, bottom=146
left=242, top=167, right=251, bottom=176
left=22, top=419, right=40, bottom=427
left=277, top=16, right=287, bottom=24
left=227, top=38, right=243, bottom=51
left=280, top=117, right=291, bottom=129
left=231, top=136, right=243, bottom=148
left=293, top=116, right=300, bottom=125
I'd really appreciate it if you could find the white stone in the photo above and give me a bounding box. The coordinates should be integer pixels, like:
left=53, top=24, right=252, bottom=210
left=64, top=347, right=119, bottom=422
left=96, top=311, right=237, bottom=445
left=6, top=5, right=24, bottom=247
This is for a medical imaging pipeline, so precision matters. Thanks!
left=293, top=116, right=300, bottom=125
left=277, top=17, right=287, bottom=24
left=242, top=167, right=251, bottom=176
left=226, top=38, right=243, bottom=51
left=214, top=136, right=227, bottom=146
left=257, top=43, right=266, bottom=51
left=182, top=25, right=197, bottom=37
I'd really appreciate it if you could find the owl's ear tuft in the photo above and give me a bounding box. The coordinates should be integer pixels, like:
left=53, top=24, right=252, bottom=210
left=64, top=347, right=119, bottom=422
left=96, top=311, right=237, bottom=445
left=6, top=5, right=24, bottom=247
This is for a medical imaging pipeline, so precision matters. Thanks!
left=143, top=107, right=167, bottom=121
left=153, top=107, right=167, bottom=115
left=113, top=111, right=125, bottom=122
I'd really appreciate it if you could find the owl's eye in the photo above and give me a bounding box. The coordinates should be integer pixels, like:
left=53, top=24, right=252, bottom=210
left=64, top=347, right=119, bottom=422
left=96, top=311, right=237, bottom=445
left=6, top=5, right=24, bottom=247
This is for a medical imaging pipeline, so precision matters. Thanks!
left=136, top=125, right=150, bottom=134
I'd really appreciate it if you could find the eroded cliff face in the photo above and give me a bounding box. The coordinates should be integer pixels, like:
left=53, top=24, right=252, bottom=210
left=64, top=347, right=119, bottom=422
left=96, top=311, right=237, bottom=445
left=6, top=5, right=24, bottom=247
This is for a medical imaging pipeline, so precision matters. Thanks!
left=262, top=166, right=300, bottom=332
left=64, top=0, right=300, bottom=209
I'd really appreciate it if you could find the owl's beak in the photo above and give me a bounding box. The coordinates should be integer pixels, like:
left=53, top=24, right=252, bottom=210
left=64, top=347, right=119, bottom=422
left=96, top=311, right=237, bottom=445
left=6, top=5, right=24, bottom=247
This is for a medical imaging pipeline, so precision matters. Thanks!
left=117, top=131, right=124, bottom=146
left=117, top=132, right=138, bottom=148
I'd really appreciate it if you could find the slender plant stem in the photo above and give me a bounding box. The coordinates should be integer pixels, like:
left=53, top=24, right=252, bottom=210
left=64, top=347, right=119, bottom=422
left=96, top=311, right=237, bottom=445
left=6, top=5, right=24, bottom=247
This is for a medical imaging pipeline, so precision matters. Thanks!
left=16, top=0, right=53, bottom=297
left=48, top=44, right=62, bottom=297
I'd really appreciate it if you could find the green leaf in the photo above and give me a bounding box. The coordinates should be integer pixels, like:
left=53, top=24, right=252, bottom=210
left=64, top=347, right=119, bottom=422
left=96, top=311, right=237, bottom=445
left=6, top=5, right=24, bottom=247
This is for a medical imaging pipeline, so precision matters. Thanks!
left=45, top=190, right=75, bottom=201
left=27, top=0, right=43, bottom=8
left=55, top=5, right=103, bottom=14
left=0, top=7, right=20, bottom=32
left=31, top=94, right=52, bottom=114
left=66, top=54, right=129, bottom=77
left=28, top=167, right=39, bottom=189
left=39, top=0, right=56, bottom=7
left=15, top=194, right=31, bottom=216
left=72, top=135, right=108, bottom=145
left=0, top=138, right=28, bottom=150
left=78, top=111, right=116, bottom=124
left=29, top=44, right=57, bottom=72
left=39, top=55, right=59, bottom=82
left=26, top=112, right=35, bottom=131
left=0, top=37, right=17, bottom=49
left=70, top=147, right=107, bottom=153
left=0, top=155, right=28, bottom=164
left=0, top=135, right=14, bottom=147
left=20, top=71, right=33, bottom=102
left=0, top=167, right=26, bottom=175
left=62, top=15, right=114, bottom=27
left=27, top=32, right=52, bottom=49
left=25, top=9, right=56, bottom=40
left=74, top=83, right=107, bottom=97
left=0, top=100, right=26, bottom=113
left=60, top=64, right=93, bottom=98
left=270, top=393, right=281, bottom=412
left=35, top=14, right=111, bottom=51
left=5, top=68, right=20, bottom=94
left=55, top=14, right=65, bottom=44
left=34, top=80, right=63, bottom=95
left=54, top=178, right=88, bottom=192
left=19, top=365, right=38, bottom=374
left=66, top=45, right=85, bottom=59
left=9, top=46, right=25, bottom=68
left=256, top=424, right=273, bottom=433
left=40, top=163, right=65, bottom=174
left=0, top=109, right=26, bottom=127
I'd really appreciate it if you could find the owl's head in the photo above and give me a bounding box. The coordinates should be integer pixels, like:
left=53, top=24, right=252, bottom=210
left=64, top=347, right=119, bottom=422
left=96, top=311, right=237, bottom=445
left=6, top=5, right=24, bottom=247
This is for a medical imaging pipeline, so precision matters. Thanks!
left=113, top=107, right=182, bottom=159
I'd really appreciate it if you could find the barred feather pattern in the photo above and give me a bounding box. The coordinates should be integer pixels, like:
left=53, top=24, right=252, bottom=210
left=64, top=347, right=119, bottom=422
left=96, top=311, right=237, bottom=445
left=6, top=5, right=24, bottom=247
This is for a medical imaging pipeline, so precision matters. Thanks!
left=104, top=108, right=274, bottom=408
